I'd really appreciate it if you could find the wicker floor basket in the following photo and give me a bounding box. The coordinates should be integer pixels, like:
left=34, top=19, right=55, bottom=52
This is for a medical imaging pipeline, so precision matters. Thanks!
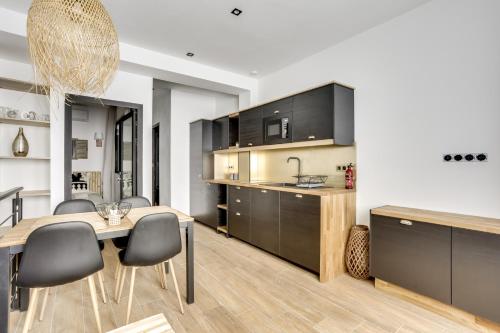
left=345, top=225, right=370, bottom=279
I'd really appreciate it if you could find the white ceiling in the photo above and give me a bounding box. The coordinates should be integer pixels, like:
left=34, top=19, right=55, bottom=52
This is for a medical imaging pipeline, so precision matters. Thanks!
left=0, top=0, right=430, bottom=77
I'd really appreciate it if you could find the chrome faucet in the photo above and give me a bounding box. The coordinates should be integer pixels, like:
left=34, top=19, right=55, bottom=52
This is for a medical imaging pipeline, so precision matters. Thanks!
left=287, top=157, right=301, bottom=177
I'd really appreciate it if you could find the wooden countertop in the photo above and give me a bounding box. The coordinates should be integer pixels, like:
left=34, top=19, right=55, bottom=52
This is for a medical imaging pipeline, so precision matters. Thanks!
left=371, top=205, right=500, bottom=235
left=206, top=179, right=355, bottom=196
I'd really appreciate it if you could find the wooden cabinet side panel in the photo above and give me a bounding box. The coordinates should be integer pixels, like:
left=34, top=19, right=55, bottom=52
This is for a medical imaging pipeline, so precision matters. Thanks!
left=320, top=192, right=356, bottom=282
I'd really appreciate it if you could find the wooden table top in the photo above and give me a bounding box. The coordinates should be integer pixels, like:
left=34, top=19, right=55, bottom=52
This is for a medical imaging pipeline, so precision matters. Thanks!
left=371, top=205, right=500, bottom=235
left=0, top=206, right=194, bottom=248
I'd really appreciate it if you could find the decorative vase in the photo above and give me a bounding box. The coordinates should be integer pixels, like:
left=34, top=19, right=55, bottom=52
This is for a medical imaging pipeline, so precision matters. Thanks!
left=12, top=127, right=29, bottom=157
left=345, top=225, right=370, bottom=279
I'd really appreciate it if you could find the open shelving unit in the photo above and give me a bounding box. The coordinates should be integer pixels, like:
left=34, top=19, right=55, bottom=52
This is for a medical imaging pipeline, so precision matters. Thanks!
left=216, top=185, right=229, bottom=237
left=0, top=77, right=51, bottom=219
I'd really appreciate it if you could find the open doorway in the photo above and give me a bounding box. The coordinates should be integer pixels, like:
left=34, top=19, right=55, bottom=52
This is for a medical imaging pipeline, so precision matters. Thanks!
left=64, top=95, right=143, bottom=203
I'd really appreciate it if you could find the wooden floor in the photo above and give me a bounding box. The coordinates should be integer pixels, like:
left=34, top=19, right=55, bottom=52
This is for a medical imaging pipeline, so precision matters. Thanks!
left=9, top=222, right=479, bottom=333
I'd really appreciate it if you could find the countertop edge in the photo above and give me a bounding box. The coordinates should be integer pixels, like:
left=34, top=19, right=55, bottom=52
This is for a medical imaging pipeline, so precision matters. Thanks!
left=206, top=179, right=356, bottom=196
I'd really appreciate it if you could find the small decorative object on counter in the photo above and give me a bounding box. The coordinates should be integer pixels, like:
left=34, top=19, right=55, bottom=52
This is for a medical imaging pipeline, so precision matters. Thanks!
left=96, top=202, right=132, bottom=226
left=12, top=127, right=29, bottom=157
left=345, top=225, right=370, bottom=279
left=345, top=163, right=354, bottom=189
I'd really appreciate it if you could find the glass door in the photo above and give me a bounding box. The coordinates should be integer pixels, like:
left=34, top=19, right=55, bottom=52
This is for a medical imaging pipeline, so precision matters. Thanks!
left=115, top=110, right=138, bottom=199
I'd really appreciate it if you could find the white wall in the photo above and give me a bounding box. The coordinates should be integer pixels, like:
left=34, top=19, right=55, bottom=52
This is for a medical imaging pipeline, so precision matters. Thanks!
left=71, top=106, right=108, bottom=172
left=257, top=0, right=500, bottom=223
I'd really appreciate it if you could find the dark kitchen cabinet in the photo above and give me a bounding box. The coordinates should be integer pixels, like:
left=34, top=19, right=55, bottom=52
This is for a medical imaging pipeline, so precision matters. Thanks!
left=239, top=108, right=263, bottom=147
left=212, top=116, right=229, bottom=151
left=370, top=215, right=452, bottom=304
left=190, top=120, right=218, bottom=228
left=250, top=188, right=279, bottom=254
left=452, top=228, right=500, bottom=323
left=261, top=97, right=293, bottom=118
left=228, top=186, right=251, bottom=242
left=279, top=192, right=320, bottom=272
left=292, top=84, right=354, bottom=145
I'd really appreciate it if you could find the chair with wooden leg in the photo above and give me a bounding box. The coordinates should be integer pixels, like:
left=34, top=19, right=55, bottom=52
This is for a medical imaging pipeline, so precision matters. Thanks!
left=16, top=221, right=105, bottom=333
left=53, top=199, right=107, bottom=305
left=115, top=213, right=184, bottom=324
left=111, top=197, right=166, bottom=290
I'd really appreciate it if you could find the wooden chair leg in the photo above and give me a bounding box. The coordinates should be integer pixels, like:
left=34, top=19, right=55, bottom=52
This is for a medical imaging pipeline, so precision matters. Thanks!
left=155, top=264, right=164, bottom=288
left=114, top=263, right=123, bottom=301
left=87, top=275, right=103, bottom=333
left=168, top=260, right=184, bottom=314
left=126, top=267, right=137, bottom=324
left=97, top=271, right=107, bottom=303
left=22, top=288, right=40, bottom=333
left=161, top=262, right=168, bottom=290
left=117, top=266, right=127, bottom=304
left=39, top=287, right=50, bottom=321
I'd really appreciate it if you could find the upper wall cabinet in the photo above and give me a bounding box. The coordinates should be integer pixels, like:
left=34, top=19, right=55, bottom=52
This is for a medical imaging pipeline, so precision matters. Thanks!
left=292, top=84, right=354, bottom=145
left=239, top=108, right=263, bottom=147
left=212, top=116, right=229, bottom=151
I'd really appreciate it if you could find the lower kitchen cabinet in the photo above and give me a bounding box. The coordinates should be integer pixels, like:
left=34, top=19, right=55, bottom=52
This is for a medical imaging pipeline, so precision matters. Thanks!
left=452, top=228, right=500, bottom=323
left=228, top=186, right=251, bottom=242
left=279, top=192, right=320, bottom=272
left=370, top=215, right=452, bottom=304
left=250, top=188, right=279, bottom=254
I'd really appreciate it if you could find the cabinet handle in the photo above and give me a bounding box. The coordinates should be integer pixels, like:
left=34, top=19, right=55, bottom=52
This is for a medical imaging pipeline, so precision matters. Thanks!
left=261, top=190, right=267, bottom=193
left=248, top=143, right=253, bottom=146
left=400, top=220, right=413, bottom=226
left=236, top=199, right=241, bottom=203
left=308, top=135, right=316, bottom=140
left=274, top=110, right=280, bottom=114
left=295, top=194, right=303, bottom=198
left=236, top=212, right=241, bottom=216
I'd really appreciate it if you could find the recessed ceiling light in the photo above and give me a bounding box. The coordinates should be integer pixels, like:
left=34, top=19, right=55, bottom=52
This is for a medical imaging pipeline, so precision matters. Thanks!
left=186, top=52, right=194, bottom=57
left=231, top=8, right=242, bottom=16
left=250, top=70, right=258, bottom=76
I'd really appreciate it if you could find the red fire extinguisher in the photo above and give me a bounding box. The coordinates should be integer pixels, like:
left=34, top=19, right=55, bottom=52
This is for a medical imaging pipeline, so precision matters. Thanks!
left=345, top=163, right=354, bottom=189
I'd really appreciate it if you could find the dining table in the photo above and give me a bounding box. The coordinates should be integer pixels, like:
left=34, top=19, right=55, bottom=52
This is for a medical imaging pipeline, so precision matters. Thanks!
left=0, top=205, right=195, bottom=333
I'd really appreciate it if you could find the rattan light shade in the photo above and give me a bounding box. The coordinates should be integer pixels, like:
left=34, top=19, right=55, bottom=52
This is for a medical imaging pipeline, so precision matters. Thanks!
left=27, top=0, right=119, bottom=95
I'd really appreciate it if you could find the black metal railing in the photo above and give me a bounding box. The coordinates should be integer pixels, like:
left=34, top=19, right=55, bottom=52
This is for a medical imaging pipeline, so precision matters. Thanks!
left=0, top=187, right=24, bottom=311
left=0, top=187, right=24, bottom=229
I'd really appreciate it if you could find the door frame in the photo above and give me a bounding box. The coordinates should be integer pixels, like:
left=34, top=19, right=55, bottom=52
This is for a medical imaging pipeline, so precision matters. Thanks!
left=64, top=95, right=144, bottom=201
left=115, top=110, right=139, bottom=199
left=152, top=123, right=160, bottom=206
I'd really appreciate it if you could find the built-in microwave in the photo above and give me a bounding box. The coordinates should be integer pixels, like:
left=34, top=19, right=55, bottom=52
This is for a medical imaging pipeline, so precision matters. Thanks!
left=264, top=114, right=291, bottom=144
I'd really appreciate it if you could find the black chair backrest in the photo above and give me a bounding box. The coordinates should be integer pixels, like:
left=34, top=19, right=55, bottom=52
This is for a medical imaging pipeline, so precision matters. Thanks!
left=17, top=221, right=104, bottom=288
left=120, top=196, right=151, bottom=209
left=122, top=213, right=181, bottom=266
left=53, top=199, right=96, bottom=215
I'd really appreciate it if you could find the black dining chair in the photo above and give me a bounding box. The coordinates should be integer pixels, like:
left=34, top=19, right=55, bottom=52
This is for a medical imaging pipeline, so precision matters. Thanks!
left=115, top=213, right=184, bottom=324
left=52, top=199, right=107, bottom=304
left=17, top=222, right=104, bottom=333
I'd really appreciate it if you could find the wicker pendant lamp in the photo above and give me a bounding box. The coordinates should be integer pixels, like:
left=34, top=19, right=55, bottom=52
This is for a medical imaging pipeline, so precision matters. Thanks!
left=27, top=0, right=120, bottom=96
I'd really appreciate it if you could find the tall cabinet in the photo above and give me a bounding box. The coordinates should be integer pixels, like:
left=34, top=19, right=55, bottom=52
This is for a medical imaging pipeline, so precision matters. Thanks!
left=189, top=120, right=219, bottom=228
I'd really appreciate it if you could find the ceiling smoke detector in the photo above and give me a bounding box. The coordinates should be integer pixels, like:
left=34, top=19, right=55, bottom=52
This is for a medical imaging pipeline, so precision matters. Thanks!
left=231, top=8, right=242, bottom=16
left=186, top=52, right=194, bottom=57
